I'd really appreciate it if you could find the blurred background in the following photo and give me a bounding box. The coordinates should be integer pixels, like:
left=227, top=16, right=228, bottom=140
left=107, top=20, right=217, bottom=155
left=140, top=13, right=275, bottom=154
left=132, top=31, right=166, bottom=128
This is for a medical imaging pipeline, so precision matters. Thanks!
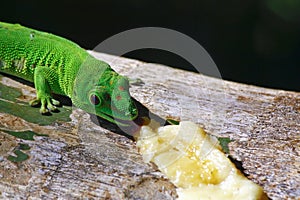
left=1, top=0, right=299, bottom=91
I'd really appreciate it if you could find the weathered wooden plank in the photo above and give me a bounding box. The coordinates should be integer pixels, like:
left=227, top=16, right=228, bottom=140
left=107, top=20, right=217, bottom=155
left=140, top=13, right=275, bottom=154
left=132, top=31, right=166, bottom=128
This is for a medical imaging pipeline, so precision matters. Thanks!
left=90, top=51, right=300, bottom=199
left=0, top=51, right=299, bottom=199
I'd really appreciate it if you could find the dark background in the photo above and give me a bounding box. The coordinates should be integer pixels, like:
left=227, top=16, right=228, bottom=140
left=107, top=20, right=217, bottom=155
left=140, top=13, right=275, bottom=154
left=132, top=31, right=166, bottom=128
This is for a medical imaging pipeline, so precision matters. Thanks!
left=1, top=0, right=300, bottom=91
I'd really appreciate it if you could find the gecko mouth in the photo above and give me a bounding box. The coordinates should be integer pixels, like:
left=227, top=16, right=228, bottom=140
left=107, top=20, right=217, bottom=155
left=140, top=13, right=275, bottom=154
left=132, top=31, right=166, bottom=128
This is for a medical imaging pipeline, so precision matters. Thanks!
left=99, top=107, right=138, bottom=126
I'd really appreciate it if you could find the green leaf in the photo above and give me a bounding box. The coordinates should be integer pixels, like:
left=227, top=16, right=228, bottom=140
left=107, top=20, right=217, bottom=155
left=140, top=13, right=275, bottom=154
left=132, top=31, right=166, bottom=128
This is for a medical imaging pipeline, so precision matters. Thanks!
left=0, top=76, right=72, bottom=126
left=4, top=130, right=48, bottom=140
left=19, top=143, right=30, bottom=150
left=7, top=150, right=29, bottom=162
left=218, top=137, right=232, bottom=154
left=166, top=118, right=180, bottom=125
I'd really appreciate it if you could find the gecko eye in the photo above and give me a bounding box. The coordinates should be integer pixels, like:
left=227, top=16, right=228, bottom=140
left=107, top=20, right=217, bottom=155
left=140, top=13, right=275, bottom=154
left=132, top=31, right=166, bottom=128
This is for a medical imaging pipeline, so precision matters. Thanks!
left=90, top=94, right=101, bottom=106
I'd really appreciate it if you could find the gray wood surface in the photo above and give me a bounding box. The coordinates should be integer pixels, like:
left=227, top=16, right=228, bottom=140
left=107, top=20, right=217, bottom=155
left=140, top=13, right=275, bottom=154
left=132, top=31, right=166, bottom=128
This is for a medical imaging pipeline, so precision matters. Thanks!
left=0, top=51, right=299, bottom=199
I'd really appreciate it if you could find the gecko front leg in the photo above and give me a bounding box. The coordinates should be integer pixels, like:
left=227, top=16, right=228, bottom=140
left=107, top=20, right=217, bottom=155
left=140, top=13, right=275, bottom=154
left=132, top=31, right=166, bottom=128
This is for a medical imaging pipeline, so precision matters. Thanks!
left=29, top=66, right=61, bottom=114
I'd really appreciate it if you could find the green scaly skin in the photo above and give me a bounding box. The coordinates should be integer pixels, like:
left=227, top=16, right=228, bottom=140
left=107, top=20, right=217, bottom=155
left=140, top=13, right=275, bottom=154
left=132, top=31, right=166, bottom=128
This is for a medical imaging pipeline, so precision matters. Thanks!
left=0, top=22, right=138, bottom=125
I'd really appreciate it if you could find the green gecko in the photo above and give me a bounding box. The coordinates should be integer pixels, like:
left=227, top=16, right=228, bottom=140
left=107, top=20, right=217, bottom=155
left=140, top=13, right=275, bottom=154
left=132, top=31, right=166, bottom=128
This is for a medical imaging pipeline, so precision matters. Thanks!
left=0, top=22, right=138, bottom=125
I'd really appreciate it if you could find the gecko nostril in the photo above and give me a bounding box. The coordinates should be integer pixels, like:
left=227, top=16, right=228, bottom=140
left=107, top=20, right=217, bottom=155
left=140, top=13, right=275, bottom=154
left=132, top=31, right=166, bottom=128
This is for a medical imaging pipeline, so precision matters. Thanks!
left=104, top=93, right=110, bottom=100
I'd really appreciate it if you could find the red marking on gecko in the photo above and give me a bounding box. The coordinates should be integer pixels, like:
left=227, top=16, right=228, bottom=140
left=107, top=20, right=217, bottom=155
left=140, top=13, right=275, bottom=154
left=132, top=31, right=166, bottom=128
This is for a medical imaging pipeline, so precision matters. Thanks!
left=118, top=86, right=125, bottom=91
left=116, top=95, right=122, bottom=101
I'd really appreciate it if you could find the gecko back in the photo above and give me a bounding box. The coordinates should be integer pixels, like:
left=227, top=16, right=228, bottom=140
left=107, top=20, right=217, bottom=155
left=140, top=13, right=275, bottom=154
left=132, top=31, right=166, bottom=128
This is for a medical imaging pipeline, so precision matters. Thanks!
left=0, top=22, right=88, bottom=95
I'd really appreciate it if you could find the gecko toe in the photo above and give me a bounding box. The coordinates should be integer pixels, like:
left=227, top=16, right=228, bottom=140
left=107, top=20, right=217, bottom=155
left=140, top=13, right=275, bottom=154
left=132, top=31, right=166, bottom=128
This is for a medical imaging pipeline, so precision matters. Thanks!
left=29, top=99, right=41, bottom=107
left=51, top=99, right=61, bottom=106
left=48, top=104, right=59, bottom=112
left=46, top=99, right=59, bottom=112
left=40, top=107, right=51, bottom=115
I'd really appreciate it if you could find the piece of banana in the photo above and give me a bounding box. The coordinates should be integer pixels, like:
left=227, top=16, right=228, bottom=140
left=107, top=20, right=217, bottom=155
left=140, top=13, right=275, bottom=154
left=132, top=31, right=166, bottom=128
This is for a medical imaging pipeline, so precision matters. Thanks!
left=137, top=121, right=268, bottom=200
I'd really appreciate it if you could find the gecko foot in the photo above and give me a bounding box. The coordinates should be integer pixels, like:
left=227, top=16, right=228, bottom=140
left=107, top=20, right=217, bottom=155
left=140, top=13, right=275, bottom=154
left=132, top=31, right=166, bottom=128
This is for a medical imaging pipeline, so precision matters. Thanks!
left=29, top=97, right=60, bottom=114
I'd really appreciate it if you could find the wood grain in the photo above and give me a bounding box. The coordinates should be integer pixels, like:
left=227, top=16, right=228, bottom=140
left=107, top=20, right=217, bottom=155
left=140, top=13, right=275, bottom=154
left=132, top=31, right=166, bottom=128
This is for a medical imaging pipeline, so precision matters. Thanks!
left=0, top=51, right=299, bottom=199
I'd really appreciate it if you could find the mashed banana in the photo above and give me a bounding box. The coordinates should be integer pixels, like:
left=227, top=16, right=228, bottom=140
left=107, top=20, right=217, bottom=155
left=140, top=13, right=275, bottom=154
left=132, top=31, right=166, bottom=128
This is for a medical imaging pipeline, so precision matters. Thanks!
left=137, top=121, right=268, bottom=200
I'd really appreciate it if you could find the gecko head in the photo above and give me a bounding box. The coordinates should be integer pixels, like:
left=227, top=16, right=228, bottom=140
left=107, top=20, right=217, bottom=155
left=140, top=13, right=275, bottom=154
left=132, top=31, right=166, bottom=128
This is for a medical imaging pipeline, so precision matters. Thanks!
left=73, top=68, right=138, bottom=126
left=90, top=73, right=138, bottom=124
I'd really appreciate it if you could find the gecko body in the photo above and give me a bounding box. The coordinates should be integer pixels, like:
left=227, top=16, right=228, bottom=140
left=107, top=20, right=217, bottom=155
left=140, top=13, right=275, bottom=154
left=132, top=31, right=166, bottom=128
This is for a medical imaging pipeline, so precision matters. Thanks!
left=0, top=22, right=138, bottom=125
